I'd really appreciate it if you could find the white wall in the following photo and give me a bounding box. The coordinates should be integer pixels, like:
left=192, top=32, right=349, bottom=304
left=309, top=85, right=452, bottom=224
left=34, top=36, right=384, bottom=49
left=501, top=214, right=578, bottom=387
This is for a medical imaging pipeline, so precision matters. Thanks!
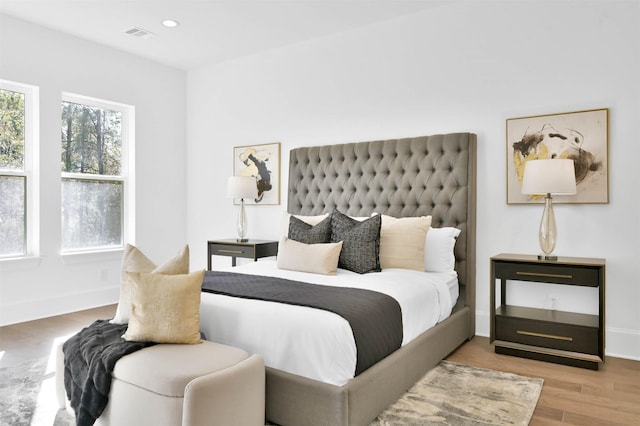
left=187, top=1, right=640, bottom=359
left=0, top=15, right=187, bottom=325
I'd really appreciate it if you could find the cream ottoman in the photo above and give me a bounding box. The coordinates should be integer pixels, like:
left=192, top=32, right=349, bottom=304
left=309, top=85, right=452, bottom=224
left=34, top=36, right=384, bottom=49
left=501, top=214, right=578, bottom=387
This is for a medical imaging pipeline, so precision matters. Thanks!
left=56, top=340, right=265, bottom=426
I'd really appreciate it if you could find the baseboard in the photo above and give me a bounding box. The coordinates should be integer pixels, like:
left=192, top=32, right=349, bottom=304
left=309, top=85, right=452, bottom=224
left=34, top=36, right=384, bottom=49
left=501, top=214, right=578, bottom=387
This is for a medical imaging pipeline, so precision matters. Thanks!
left=475, top=311, right=490, bottom=337
left=474, top=312, right=640, bottom=362
left=0, top=287, right=118, bottom=326
left=605, top=327, right=640, bottom=361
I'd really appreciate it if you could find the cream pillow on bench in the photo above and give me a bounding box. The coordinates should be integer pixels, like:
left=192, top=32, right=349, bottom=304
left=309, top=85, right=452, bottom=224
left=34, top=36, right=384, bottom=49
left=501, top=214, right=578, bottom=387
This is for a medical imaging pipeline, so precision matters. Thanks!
left=111, top=244, right=190, bottom=325
left=123, top=270, right=205, bottom=344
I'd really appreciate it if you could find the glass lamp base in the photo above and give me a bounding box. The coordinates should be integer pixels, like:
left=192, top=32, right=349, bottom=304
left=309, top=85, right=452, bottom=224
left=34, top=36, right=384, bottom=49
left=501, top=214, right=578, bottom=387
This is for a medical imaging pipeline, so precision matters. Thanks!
left=538, top=194, right=558, bottom=262
left=236, top=199, right=249, bottom=243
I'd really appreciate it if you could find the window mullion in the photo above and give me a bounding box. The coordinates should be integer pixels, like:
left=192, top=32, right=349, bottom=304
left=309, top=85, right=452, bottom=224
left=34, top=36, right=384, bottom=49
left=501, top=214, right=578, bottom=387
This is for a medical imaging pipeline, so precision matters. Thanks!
left=61, top=172, right=124, bottom=182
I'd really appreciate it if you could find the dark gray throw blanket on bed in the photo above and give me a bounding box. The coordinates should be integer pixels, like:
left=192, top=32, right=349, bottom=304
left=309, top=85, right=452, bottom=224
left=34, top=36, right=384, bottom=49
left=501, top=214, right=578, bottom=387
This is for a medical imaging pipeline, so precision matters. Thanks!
left=62, top=319, right=155, bottom=426
left=202, top=271, right=403, bottom=375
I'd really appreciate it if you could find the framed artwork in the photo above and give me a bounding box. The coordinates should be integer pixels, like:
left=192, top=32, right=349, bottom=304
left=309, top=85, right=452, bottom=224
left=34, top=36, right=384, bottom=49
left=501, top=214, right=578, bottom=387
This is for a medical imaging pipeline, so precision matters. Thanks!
left=233, top=142, right=281, bottom=205
left=506, top=108, right=609, bottom=204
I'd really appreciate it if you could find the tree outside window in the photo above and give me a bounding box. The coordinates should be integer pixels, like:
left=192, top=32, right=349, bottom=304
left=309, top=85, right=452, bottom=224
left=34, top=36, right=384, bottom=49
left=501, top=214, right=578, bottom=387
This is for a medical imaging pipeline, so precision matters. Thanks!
left=61, top=95, right=131, bottom=252
left=0, top=85, right=29, bottom=257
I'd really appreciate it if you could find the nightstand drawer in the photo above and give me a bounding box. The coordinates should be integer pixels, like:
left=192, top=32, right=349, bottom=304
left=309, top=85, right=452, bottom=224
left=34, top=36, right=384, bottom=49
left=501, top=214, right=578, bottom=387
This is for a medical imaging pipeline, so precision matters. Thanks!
left=207, top=239, right=279, bottom=269
left=494, top=262, right=600, bottom=287
left=209, top=244, right=254, bottom=258
left=495, top=315, right=599, bottom=355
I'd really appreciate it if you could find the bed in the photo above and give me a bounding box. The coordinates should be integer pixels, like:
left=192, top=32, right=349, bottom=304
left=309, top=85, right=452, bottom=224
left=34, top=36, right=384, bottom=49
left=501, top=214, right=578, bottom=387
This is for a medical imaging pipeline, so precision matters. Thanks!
left=200, top=133, right=477, bottom=425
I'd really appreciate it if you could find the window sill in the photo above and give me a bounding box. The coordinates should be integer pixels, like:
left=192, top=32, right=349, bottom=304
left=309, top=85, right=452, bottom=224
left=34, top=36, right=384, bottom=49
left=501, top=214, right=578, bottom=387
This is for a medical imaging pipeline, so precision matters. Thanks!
left=0, top=256, right=42, bottom=271
left=0, top=249, right=124, bottom=270
left=61, top=248, right=124, bottom=265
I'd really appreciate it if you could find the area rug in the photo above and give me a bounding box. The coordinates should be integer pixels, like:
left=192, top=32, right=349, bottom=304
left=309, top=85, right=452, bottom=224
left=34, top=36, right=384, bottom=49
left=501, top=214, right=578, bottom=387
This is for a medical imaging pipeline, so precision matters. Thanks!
left=371, top=361, right=543, bottom=425
left=0, top=357, right=73, bottom=426
left=1, top=358, right=542, bottom=426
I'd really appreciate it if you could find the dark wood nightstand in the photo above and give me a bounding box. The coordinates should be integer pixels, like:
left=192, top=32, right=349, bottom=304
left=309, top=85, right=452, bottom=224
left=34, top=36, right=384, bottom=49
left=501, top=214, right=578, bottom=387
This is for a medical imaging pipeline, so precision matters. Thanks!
left=207, top=239, right=278, bottom=270
left=490, top=253, right=605, bottom=370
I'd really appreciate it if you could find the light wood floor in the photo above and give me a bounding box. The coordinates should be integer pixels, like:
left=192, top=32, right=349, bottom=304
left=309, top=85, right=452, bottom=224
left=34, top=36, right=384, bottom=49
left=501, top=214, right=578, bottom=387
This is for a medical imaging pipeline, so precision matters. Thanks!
left=0, top=304, right=117, bottom=369
left=1, top=305, right=639, bottom=425
left=446, top=336, right=640, bottom=425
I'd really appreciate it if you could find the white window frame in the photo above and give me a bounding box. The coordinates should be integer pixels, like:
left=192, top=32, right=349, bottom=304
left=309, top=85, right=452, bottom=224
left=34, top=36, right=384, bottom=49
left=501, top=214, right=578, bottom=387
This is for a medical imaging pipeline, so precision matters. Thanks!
left=60, top=92, right=135, bottom=254
left=0, top=79, right=39, bottom=260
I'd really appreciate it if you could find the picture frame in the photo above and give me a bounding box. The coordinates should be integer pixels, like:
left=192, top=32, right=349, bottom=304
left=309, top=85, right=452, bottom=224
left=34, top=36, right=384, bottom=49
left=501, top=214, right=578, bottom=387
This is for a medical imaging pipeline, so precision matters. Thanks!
left=233, top=142, right=281, bottom=205
left=506, top=108, right=609, bottom=204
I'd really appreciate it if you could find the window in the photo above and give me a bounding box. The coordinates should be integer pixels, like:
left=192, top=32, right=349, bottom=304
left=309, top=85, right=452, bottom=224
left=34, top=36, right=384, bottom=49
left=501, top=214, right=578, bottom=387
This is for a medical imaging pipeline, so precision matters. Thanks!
left=0, top=80, right=38, bottom=258
left=61, top=94, right=133, bottom=252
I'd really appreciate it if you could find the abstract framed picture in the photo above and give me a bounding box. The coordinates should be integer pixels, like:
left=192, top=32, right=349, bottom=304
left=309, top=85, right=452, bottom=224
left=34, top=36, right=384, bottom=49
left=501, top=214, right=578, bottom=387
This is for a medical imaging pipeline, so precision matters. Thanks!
left=233, top=142, right=281, bottom=205
left=506, top=108, right=609, bottom=204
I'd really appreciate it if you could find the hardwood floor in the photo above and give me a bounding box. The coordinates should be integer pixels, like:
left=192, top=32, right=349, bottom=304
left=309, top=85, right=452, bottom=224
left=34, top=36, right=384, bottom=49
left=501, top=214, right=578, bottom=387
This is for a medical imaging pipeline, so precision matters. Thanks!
left=0, top=304, right=117, bottom=369
left=1, top=306, right=639, bottom=425
left=446, top=336, right=640, bottom=425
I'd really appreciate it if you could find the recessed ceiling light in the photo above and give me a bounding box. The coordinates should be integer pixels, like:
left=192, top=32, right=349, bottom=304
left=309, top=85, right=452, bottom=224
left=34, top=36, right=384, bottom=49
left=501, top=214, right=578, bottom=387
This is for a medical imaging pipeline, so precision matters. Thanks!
left=162, top=19, right=180, bottom=28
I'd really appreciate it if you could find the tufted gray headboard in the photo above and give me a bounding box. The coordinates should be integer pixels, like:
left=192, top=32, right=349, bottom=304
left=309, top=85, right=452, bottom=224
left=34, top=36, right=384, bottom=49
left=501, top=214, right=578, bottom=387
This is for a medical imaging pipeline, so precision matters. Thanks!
left=288, top=133, right=476, bottom=316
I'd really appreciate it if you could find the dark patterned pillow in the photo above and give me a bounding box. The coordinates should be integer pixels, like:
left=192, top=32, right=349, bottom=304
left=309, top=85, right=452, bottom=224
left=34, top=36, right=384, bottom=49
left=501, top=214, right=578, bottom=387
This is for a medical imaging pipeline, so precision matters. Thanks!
left=288, top=215, right=332, bottom=244
left=330, top=210, right=381, bottom=274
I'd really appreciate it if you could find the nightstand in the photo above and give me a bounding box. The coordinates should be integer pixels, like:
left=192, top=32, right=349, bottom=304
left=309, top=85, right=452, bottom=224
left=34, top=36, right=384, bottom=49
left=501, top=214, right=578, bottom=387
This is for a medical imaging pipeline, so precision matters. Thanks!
left=207, top=239, right=278, bottom=270
left=490, top=253, right=605, bottom=370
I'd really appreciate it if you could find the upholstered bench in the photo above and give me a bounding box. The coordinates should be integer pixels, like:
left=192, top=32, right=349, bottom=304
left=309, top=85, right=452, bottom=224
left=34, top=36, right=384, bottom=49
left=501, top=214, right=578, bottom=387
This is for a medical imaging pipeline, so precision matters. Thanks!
left=56, top=340, right=265, bottom=426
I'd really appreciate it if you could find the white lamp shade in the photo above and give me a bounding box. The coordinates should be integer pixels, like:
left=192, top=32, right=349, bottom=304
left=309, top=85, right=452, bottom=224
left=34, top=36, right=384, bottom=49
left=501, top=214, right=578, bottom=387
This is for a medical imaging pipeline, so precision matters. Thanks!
left=521, top=159, right=577, bottom=195
left=227, top=176, right=258, bottom=199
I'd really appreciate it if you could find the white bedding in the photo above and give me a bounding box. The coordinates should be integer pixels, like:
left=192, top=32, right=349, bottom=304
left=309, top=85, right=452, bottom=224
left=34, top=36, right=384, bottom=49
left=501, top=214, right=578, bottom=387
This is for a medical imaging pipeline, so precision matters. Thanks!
left=199, top=260, right=458, bottom=386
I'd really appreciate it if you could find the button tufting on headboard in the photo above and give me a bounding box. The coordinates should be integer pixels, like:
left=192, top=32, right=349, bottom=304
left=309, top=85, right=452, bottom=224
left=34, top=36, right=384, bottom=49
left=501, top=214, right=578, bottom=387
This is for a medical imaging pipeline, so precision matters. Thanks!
left=287, top=133, right=476, bottom=291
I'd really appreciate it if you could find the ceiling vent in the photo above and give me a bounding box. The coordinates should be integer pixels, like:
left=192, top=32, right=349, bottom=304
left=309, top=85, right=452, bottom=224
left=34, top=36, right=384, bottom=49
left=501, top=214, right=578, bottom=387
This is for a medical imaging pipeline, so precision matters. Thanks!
left=124, top=27, right=156, bottom=40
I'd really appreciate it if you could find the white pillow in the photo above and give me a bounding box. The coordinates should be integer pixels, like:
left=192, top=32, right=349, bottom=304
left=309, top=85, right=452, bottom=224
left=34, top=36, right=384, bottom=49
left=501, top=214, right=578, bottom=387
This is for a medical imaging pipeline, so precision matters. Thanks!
left=277, top=237, right=343, bottom=275
left=424, top=227, right=461, bottom=272
left=111, top=244, right=190, bottom=324
left=280, top=212, right=329, bottom=239
left=379, top=215, right=432, bottom=271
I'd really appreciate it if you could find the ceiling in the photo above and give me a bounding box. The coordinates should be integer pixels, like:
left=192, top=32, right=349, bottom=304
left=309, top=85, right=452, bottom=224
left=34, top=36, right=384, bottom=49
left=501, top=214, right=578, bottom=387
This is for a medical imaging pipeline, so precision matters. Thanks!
left=0, top=0, right=449, bottom=71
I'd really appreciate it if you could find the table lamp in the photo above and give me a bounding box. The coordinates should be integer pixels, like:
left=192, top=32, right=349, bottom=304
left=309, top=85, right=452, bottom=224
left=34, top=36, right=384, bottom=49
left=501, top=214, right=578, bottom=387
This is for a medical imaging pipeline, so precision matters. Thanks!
left=227, top=176, right=258, bottom=242
left=520, top=159, right=576, bottom=260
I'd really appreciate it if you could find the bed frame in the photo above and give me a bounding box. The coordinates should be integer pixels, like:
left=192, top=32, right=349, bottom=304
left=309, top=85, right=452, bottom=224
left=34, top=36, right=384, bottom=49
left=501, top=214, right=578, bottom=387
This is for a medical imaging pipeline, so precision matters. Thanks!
left=265, top=133, right=477, bottom=425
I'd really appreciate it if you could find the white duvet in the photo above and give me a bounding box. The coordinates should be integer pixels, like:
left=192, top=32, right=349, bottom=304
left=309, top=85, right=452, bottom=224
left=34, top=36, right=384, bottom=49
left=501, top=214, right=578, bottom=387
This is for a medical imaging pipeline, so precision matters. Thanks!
left=199, top=260, right=458, bottom=386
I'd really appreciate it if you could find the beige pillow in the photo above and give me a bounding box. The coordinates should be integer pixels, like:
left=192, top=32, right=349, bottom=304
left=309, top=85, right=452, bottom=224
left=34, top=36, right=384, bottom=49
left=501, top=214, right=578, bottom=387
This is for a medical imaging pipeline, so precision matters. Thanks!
left=111, top=244, right=190, bottom=324
left=277, top=237, right=343, bottom=275
left=123, top=270, right=205, bottom=344
left=379, top=215, right=432, bottom=271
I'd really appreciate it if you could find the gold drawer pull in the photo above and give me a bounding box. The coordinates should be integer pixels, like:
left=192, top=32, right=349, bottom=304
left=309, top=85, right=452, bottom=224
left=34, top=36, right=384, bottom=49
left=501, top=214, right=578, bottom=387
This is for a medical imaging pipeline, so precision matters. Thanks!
left=217, top=249, right=244, bottom=254
left=516, top=271, right=573, bottom=279
left=517, top=330, right=573, bottom=342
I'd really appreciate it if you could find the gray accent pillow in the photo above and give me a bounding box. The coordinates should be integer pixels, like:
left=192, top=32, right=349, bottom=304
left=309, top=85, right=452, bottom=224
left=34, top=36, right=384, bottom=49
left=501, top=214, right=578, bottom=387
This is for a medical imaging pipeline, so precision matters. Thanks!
left=330, top=210, right=381, bottom=274
left=288, top=215, right=332, bottom=244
